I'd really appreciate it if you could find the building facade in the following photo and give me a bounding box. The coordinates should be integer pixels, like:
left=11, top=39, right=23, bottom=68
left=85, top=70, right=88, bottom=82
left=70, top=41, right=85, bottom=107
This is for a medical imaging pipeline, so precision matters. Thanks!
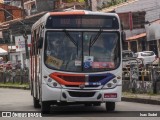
left=112, top=0, right=160, bottom=57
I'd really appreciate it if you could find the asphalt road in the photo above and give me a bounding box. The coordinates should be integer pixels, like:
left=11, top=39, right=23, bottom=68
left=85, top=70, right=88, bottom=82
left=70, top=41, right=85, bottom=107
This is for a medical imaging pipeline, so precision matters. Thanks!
left=0, top=88, right=160, bottom=119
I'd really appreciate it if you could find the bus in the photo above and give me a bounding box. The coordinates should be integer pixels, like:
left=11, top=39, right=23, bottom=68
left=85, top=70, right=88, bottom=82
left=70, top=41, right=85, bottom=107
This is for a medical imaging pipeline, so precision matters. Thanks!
left=30, top=10, right=125, bottom=114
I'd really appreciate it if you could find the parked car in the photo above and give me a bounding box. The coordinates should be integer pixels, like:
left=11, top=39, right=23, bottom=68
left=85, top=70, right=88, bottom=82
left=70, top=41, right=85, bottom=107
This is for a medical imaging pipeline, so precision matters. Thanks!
left=122, top=50, right=136, bottom=59
left=135, top=51, right=157, bottom=65
left=122, top=50, right=143, bottom=68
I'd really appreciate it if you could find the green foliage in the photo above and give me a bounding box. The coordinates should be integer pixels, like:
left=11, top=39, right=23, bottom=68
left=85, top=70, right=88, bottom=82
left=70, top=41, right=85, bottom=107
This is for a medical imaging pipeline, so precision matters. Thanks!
left=0, top=83, right=29, bottom=89
left=110, top=0, right=127, bottom=5
left=99, top=0, right=127, bottom=10
left=65, top=0, right=85, bottom=3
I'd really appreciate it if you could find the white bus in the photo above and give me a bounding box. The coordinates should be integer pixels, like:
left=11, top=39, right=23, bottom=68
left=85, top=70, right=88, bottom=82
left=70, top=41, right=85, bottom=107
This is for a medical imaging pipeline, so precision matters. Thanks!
left=30, top=10, right=125, bottom=114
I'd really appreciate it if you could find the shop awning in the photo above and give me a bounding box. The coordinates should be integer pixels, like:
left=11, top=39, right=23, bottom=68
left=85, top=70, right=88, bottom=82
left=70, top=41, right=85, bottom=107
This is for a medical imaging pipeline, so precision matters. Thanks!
left=0, top=48, right=8, bottom=55
left=127, top=33, right=146, bottom=41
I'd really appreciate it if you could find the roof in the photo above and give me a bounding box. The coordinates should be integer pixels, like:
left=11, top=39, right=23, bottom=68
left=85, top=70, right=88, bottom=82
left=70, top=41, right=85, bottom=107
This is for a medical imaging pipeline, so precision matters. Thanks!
left=0, top=48, right=7, bottom=55
left=127, top=33, right=146, bottom=41
left=0, top=11, right=46, bottom=35
left=151, top=19, right=160, bottom=24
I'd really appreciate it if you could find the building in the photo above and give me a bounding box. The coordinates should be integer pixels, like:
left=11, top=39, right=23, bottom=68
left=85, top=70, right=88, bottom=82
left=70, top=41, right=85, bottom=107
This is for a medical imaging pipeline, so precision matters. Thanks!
left=0, top=0, right=111, bottom=67
left=0, top=44, right=8, bottom=61
left=102, top=0, right=160, bottom=57
left=3, top=0, right=11, bottom=5
left=116, top=0, right=160, bottom=56
left=0, top=3, right=24, bottom=23
left=0, top=1, right=43, bottom=67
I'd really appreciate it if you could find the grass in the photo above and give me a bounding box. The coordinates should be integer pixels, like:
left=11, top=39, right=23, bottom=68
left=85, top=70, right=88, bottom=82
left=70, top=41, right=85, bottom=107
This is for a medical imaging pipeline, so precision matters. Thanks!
left=122, top=92, right=160, bottom=97
left=0, top=82, right=29, bottom=89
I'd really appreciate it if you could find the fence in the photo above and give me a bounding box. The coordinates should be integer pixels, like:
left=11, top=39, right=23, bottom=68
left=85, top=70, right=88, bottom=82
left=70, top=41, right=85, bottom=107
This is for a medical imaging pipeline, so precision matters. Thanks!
left=0, top=68, right=29, bottom=84
left=122, top=60, right=160, bottom=94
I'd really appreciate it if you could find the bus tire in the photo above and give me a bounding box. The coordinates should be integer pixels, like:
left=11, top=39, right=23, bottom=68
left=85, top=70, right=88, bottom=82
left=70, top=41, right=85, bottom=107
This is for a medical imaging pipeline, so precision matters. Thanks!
left=33, top=97, right=41, bottom=108
left=41, top=101, right=50, bottom=114
left=105, top=102, right=115, bottom=111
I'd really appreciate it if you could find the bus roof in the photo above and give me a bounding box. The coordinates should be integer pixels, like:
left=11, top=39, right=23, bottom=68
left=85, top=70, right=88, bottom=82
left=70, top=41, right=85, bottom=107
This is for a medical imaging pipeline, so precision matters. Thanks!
left=32, top=10, right=119, bottom=30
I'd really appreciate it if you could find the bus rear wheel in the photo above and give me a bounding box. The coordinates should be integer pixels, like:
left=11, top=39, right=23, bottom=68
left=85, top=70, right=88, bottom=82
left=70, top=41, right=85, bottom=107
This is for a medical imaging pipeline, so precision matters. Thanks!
left=41, top=101, right=51, bottom=114
left=105, top=102, right=115, bottom=111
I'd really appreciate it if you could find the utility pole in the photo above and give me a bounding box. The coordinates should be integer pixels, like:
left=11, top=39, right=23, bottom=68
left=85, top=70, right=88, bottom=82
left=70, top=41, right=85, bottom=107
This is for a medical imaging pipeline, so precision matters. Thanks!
left=10, top=30, right=13, bottom=61
left=23, top=31, right=29, bottom=59
left=91, top=0, right=98, bottom=11
left=21, top=0, right=25, bottom=18
left=22, top=29, right=29, bottom=69
left=21, top=0, right=29, bottom=68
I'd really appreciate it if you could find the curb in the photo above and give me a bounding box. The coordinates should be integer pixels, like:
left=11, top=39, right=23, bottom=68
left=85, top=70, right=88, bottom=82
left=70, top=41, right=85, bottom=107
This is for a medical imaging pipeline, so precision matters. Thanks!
left=122, top=97, right=160, bottom=105
left=0, top=86, right=30, bottom=90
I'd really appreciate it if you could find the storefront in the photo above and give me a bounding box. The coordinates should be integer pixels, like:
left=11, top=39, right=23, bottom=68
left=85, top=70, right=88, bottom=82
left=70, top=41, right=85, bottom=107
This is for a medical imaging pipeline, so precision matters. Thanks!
left=146, top=20, right=160, bottom=57
left=0, top=44, right=8, bottom=62
left=126, top=33, right=147, bottom=53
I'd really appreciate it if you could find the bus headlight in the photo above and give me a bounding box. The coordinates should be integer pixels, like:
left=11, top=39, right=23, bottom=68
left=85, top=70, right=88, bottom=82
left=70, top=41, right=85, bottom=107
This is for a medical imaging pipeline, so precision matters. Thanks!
left=47, top=78, right=62, bottom=88
left=102, top=79, right=118, bottom=89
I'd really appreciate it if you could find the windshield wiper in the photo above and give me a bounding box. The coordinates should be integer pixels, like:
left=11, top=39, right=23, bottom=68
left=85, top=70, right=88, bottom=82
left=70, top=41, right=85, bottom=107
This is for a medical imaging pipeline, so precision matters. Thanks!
left=89, top=29, right=103, bottom=55
left=63, top=29, right=78, bottom=55
left=63, top=30, right=77, bottom=47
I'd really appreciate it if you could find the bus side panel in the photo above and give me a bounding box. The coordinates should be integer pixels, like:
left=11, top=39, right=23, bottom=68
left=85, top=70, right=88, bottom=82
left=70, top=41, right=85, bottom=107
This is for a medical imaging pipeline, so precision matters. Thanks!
left=32, top=64, right=36, bottom=98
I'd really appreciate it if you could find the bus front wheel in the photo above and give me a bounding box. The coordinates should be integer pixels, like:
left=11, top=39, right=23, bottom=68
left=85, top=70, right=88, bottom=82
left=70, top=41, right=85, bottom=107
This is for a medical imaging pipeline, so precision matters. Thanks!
left=105, top=102, right=115, bottom=111
left=41, top=101, right=51, bottom=114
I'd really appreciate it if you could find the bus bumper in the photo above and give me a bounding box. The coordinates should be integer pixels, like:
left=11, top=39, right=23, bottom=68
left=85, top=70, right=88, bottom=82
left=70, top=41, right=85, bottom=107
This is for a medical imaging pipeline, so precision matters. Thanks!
left=42, top=84, right=122, bottom=102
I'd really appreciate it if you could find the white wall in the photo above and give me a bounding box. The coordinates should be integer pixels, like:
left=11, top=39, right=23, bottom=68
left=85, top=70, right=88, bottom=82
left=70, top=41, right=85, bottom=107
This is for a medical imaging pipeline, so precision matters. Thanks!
left=13, top=34, right=31, bottom=68
left=15, top=35, right=31, bottom=52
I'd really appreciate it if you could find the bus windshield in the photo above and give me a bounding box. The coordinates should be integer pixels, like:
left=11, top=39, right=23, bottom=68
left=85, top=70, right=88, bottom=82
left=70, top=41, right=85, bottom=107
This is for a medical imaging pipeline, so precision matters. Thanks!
left=44, top=31, right=120, bottom=72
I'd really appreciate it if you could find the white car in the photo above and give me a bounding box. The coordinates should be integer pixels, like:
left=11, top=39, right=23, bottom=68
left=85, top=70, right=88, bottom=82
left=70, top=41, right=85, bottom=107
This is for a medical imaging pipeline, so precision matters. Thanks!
left=135, top=51, right=156, bottom=65
left=122, top=50, right=143, bottom=68
left=122, top=50, right=136, bottom=58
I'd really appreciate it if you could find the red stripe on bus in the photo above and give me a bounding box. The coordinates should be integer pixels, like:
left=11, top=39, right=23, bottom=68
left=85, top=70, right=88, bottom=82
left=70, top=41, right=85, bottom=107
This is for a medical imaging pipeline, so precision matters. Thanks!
left=51, top=72, right=85, bottom=77
left=49, top=73, right=85, bottom=86
left=49, top=11, right=85, bottom=16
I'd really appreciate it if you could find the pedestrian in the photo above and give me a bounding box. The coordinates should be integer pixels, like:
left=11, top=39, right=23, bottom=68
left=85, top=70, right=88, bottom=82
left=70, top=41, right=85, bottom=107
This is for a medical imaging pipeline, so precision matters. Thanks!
left=16, top=60, right=21, bottom=69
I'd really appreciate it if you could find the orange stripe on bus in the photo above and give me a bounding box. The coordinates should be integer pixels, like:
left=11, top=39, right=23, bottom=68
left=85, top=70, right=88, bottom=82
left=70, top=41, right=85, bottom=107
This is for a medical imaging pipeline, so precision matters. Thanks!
left=52, top=72, right=85, bottom=77
left=49, top=11, right=85, bottom=16
left=49, top=73, right=85, bottom=86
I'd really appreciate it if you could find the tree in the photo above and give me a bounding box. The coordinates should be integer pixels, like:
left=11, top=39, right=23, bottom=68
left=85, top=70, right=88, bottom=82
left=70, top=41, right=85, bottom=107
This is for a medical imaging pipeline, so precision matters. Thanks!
left=84, top=0, right=91, bottom=10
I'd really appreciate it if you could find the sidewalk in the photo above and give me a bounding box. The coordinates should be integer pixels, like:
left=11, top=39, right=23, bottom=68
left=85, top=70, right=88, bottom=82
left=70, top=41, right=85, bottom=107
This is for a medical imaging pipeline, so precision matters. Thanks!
left=122, top=92, right=160, bottom=105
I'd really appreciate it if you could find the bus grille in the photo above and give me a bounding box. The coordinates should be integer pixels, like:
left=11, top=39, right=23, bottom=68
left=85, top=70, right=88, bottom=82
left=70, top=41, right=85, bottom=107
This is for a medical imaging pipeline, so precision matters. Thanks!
left=68, top=91, right=95, bottom=97
left=58, top=75, right=85, bottom=82
left=88, top=75, right=107, bottom=82
left=58, top=75, right=107, bottom=83
left=65, top=85, right=99, bottom=88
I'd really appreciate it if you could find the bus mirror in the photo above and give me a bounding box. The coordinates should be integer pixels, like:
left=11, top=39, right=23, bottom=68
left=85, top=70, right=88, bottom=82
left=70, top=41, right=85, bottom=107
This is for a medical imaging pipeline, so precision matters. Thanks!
left=122, top=31, right=126, bottom=42
left=38, top=37, right=43, bottom=49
